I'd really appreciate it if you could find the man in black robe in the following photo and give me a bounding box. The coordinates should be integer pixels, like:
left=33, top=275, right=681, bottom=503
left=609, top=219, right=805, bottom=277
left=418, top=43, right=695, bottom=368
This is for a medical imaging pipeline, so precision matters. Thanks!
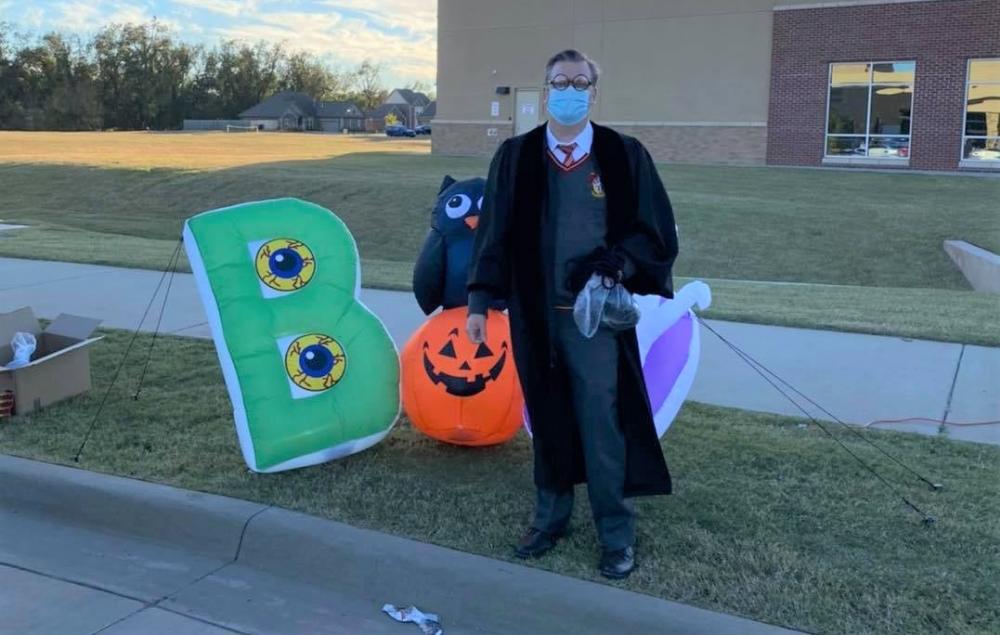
left=466, top=49, right=678, bottom=579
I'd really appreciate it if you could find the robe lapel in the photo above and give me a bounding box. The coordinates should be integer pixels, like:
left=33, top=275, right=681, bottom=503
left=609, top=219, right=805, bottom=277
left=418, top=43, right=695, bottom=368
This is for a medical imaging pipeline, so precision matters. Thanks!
left=591, top=122, right=637, bottom=246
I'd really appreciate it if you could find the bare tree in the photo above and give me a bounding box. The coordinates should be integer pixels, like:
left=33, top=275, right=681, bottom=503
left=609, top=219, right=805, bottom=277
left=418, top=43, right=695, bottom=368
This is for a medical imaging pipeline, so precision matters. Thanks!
left=353, top=59, right=387, bottom=112
left=405, top=80, right=433, bottom=97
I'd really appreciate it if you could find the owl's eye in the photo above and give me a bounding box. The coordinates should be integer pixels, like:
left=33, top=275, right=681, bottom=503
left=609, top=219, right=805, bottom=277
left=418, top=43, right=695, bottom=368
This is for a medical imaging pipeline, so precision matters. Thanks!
left=445, top=194, right=472, bottom=219
left=477, top=196, right=484, bottom=210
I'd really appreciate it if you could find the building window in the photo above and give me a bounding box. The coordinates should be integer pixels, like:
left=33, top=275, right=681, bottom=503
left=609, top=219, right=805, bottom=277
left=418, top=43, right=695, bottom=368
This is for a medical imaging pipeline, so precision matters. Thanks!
left=826, top=62, right=914, bottom=159
left=964, top=59, right=1000, bottom=163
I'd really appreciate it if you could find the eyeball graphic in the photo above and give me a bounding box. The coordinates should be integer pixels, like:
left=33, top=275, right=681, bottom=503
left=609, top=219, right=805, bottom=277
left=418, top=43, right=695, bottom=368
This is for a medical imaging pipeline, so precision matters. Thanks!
left=255, top=238, right=315, bottom=292
left=477, top=196, right=484, bottom=210
left=284, top=334, right=347, bottom=392
left=445, top=194, right=472, bottom=219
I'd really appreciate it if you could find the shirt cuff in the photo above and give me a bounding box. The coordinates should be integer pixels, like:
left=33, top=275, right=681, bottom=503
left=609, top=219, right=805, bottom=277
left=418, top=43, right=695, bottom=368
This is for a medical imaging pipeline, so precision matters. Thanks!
left=468, top=290, right=492, bottom=315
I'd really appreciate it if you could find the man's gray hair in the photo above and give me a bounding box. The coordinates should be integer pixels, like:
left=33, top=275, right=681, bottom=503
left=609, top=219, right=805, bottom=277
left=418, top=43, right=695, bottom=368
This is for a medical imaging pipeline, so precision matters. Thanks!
left=545, top=49, right=601, bottom=84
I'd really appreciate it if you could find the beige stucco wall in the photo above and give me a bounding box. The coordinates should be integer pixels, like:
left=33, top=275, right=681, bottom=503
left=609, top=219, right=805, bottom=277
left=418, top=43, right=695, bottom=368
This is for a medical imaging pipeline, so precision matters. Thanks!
left=434, top=0, right=842, bottom=159
left=438, top=0, right=844, bottom=122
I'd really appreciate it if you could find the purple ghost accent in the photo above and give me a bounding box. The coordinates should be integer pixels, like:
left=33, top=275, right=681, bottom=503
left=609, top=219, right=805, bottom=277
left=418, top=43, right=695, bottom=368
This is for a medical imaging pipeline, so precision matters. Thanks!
left=643, top=313, right=692, bottom=415
left=521, top=313, right=693, bottom=437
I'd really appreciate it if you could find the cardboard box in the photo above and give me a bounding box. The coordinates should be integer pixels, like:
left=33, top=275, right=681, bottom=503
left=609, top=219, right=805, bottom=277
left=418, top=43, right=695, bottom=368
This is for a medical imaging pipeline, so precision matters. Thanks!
left=0, top=308, right=102, bottom=415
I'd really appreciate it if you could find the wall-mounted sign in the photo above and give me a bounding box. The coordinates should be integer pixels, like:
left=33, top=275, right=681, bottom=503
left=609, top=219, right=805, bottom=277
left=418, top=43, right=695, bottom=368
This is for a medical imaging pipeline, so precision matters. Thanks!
left=521, top=104, right=535, bottom=115
left=491, top=101, right=500, bottom=117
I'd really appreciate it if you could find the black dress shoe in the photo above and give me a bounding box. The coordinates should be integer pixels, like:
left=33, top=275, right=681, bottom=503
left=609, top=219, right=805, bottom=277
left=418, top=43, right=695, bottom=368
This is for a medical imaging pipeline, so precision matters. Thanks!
left=599, top=545, right=636, bottom=579
left=514, top=527, right=564, bottom=559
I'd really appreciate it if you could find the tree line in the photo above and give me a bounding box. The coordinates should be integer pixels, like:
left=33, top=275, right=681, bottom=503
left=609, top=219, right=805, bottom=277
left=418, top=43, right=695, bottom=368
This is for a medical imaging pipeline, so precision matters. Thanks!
left=0, top=21, right=432, bottom=131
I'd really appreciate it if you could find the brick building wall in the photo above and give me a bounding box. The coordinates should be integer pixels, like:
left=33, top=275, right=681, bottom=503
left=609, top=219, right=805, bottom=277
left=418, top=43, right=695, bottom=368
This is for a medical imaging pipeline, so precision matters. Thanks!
left=432, top=122, right=513, bottom=157
left=613, top=125, right=767, bottom=165
left=768, top=0, right=1000, bottom=170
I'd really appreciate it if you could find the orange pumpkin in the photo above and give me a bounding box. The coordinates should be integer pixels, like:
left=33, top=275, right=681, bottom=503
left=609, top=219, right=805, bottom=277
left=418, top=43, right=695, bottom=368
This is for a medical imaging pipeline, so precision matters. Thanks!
left=401, top=307, right=524, bottom=446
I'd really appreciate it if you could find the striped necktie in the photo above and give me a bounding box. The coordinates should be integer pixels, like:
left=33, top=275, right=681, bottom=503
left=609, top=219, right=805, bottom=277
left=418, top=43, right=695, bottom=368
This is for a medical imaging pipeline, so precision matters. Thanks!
left=556, top=142, right=578, bottom=168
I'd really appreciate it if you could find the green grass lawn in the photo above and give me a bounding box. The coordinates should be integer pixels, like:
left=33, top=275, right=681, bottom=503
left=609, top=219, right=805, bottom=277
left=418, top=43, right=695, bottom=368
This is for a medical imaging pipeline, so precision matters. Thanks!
left=1, top=145, right=998, bottom=344
left=2, top=154, right=998, bottom=287
left=2, top=330, right=998, bottom=635
left=2, top=223, right=998, bottom=346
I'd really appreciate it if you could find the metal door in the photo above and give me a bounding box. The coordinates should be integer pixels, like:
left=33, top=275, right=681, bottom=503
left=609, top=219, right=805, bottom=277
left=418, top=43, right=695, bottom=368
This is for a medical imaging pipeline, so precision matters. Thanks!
left=515, top=89, right=542, bottom=135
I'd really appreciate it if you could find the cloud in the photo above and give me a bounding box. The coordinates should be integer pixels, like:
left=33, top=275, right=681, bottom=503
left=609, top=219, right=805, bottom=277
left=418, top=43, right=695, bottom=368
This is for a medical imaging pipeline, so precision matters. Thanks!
left=320, top=0, right=436, bottom=36
left=255, top=11, right=345, bottom=31
left=50, top=1, right=104, bottom=32
left=107, top=5, right=157, bottom=26
left=173, top=0, right=247, bottom=18
left=22, top=6, right=47, bottom=28
left=47, top=0, right=173, bottom=33
left=10, top=0, right=438, bottom=86
left=214, top=8, right=436, bottom=85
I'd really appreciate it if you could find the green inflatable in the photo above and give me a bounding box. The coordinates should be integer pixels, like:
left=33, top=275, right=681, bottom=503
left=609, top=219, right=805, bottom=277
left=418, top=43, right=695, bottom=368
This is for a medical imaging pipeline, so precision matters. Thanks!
left=183, top=198, right=400, bottom=473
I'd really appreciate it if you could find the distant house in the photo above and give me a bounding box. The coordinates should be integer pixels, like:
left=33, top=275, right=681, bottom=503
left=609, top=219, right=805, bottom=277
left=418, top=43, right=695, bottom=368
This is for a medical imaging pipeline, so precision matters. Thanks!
left=383, top=89, right=432, bottom=128
left=238, top=89, right=436, bottom=134
left=239, top=91, right=365, bottom=132
left=315, top=100, right=366, bottom=132
left=419, top=101, right=436, bottom=127
left=366, top=103, right=409, bottom=132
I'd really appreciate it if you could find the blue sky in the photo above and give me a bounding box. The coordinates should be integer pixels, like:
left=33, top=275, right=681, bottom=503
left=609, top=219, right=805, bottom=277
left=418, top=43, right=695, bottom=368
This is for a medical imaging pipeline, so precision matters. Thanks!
left=1, top=0, right=437, bottom=88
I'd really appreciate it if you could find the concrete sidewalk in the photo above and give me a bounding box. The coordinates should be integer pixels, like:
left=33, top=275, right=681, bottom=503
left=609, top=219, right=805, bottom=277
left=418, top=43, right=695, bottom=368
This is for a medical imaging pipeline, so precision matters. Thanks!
left=1, top=257, right=997, bottom=445
left=0, top=454, right=805, bottom=635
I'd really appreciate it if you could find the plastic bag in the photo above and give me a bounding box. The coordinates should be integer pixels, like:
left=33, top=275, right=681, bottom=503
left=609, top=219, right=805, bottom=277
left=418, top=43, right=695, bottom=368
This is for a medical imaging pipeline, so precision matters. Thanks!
left=4, top=332, right=36, bottom=370
left=573, top=274, right=641, bottom=338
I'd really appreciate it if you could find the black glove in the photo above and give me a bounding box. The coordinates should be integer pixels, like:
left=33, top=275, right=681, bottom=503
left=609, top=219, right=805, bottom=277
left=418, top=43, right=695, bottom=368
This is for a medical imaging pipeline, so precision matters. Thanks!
left=565, top=247, right=625, bottom=295
left=590, top=246, right=625, bottom=281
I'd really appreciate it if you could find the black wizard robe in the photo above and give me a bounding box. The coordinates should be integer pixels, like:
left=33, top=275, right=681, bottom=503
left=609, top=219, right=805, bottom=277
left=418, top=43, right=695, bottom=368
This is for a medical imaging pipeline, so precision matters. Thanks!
left=468, top=122, right=679, bottom=496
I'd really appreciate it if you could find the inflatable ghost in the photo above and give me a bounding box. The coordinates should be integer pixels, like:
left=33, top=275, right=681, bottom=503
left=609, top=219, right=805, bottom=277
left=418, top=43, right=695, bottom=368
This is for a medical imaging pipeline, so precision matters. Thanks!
left=184, top=198, right=400, bottom=473
left=634, top=281, right=712, bottom=437
left=524, top=281, right=711, bottom=438
left=412, top=175, right=505, bottom=314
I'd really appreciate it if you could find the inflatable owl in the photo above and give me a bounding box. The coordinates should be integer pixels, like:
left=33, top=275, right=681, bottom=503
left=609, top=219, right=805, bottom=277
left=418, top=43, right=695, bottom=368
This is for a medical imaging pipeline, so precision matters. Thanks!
left=412, top=176, right=505, bottom=315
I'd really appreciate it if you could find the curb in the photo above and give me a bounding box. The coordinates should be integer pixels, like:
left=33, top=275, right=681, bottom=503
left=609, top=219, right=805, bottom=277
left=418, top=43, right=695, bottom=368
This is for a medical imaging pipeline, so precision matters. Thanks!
left=1, top=454, right=805, bottom=635
left=0, top=454, right=265, bottom=561
left=237, top=508, right=804, bottom=635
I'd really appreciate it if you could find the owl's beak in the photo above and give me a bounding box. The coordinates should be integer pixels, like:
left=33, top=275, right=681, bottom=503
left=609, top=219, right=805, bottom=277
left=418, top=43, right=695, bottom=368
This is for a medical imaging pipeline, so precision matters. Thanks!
left=465, top=216, right=479, bottom=231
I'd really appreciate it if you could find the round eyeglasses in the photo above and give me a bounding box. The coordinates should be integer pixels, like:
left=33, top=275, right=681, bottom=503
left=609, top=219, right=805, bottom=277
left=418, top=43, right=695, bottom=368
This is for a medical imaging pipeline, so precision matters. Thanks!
left=547, top=74, right=594, bottom=92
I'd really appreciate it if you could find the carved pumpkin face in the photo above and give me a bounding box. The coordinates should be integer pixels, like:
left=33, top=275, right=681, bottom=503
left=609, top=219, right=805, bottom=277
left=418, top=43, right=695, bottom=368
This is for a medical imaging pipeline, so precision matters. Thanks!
left=422, top=327, right=508, bottom=397
left=401, top=308, right=523, bottom=446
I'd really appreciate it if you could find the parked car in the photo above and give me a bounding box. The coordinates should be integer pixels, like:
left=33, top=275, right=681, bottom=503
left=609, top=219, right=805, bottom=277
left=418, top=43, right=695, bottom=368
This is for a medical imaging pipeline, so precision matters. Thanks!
left=868, top=136, right=910, bottom=158
left=415, top=125, right=432, bottom=135
left=969, top=146, right=1000, bottom=161
left=385, top=125, right=416, bottom=138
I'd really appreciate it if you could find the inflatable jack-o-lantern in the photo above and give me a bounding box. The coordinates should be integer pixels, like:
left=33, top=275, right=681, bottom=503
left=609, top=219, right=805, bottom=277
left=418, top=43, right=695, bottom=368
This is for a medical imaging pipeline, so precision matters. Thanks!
left=401, top=307, right=523, bottom=446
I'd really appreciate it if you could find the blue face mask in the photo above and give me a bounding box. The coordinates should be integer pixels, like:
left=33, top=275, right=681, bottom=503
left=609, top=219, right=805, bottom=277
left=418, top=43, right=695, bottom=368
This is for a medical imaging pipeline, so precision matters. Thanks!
left=547, top=89, right=590, bottom=126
